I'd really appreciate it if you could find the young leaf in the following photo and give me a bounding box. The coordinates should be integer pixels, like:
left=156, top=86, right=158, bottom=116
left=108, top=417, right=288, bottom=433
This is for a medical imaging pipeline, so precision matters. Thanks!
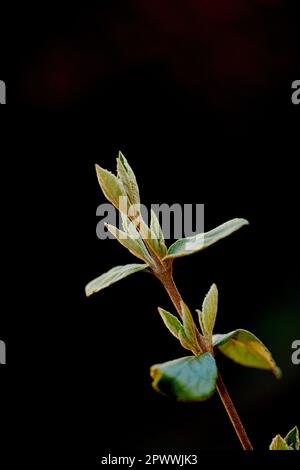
left=181, top=302, right=201, bottom=354
left=269, top=435, right=290, bottom=450
left=106, top=224, right=153, bottom=264
left=158, top=307, right=184, bottom=341
left=85, top=263, right=148, bottom=297
left=285, top=426, right=300, bottom=450
left=138, top=217, right=166, bottom=259
left=117, top=152, right=140, bottom=207
left=165, top=218, right=249, bottom=259
left=196, top=309, right=206, bottom=335
left=150, top=209, right=167, bottom=257
left=178, top=330, right=198, bottom=353
left=150, top=209, right=164, bottom=242
left=150, top=353, right=218, bottom=401
left=120, top=210, right=130, bottom=233
left=202, top=284, right=218, bottom=337
left=213, top=329, right=282, bottom=378
left=95, top=164, right=126, bottom=211
left=121, top=213, right=143, bottom=240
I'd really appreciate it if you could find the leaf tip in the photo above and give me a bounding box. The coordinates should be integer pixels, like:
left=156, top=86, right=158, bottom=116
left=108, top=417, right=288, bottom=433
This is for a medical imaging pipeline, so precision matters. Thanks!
left=105, top=223, right=116, bottom=233
left=157, top=306, right=163, bottom=316
left=117, top=150, right=128, bottom=171
left=95, top=162, right=104, bottom=175
left=84, top=284, right=93, bottom=298
left=241, top=218, right=250, bottom=226
left=274, top=366, right=282, bottom=379
left=269, top=434, right=290, bottom=450
left=211, top=283, right=218, bottom=293
left=150, top=365, right=161, bottom=391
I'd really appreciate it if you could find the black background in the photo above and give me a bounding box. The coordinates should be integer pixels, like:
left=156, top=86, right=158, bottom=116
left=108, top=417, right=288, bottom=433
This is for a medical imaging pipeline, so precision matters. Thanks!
left=1, top=1, right=299, bottom=466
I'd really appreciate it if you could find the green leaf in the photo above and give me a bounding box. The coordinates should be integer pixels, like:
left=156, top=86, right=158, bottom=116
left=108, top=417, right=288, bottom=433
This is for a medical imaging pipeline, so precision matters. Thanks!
left=138, top=217, right=166, bottom=259
left=158, top=308, right=184, bottom=341
left=178, top=330, right=197, bottom=353
left=196, top=310, right=205, bottom=334
left=120, top=210, right=130, bottom=233
left=181, top=302, right=201, bottom=354
left=106, top=223, right=153, bottom=264
left=213, top=329, right=282, bottom=378
left=285, top=426, right=300, bottom=450
left=270, top=435, right=290, bottom=450
left=150, top=209, right=164, bottom=242
left=117, top=152, right=140, bottom=208
left=150, top=353, right=218, bottom=401
left=158, top=307, right=200, bottom=353
left=165, top=218, right=249, bottom=259
left=95, top=164, right=126, bottom=211
left=202, top=284, right=218, bottom=336
left=150, top=209, right=167, bottom=257
left=85, top=263, right=148, bottom=297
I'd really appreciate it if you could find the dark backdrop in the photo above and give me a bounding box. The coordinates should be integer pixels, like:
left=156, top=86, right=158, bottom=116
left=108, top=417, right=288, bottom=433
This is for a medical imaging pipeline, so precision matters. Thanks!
left=0, top=0, right=299, bottom=466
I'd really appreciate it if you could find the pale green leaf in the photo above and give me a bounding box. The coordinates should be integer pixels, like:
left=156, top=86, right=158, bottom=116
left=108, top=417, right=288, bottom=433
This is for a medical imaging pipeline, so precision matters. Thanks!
left=150, top=209, right=164, bottom=242
left=213, top=329, right=282, bottom=378
left=95, top=164, right=126, bottom=211
left=150, top=209, right=167, bottom=257
left=106, top=224, right=153, bottom=264
left=150, top=353, right=218, bottom=401
left=137, top=216, right=167, bottom=259
left=126, top=220, right=142, bottom=241
left=270, top=435, right=290, bottom=450
left=120, top=210, right=130, bottom=233
left=181, top=302, right=200, bottom=354
left=178, top=330, right=197, bottom=353
left=85, top=263, right=148, bottom=297
left=158, top=307, right=184, bottom=341
left=120, top=212, right=142, bottom=240
left=117, top=152, right=140, bottom=208
left=158, top=307, right=199, bottom=353
left=165, top=218, right=249, bottom=259
left=285, top=426, right=300, bottom=450
left=202, top=284, right=218, bottom=336
left=196, top=309, right=206, bottom=335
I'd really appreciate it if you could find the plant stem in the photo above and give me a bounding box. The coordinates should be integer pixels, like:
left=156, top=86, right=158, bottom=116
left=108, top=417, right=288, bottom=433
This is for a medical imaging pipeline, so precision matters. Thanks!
left=216, top=374, right=253, bottom=450
left=157, top=268, right=253, bottom=451
left=159, top=268, right=184, bottom=318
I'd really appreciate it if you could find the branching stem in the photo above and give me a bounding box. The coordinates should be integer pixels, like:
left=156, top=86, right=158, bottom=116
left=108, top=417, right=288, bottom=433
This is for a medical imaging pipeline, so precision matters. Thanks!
left=156, top=265, right=253, bottom=451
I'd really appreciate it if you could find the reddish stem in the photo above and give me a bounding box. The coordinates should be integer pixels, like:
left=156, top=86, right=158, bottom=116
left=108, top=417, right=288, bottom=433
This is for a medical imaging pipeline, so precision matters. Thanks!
left=156, top=266, right=253, bottom=450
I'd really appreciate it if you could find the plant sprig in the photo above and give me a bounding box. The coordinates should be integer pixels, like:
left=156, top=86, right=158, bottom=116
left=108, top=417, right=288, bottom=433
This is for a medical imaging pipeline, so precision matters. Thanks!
left=85, top=152, right=297, bottom=451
